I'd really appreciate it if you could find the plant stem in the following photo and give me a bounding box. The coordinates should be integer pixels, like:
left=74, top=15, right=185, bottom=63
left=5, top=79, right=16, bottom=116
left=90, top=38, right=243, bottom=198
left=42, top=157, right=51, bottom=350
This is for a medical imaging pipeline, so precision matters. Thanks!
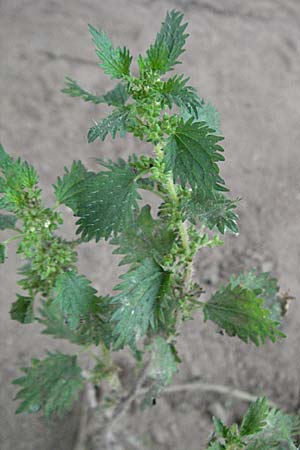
left=138, top=380, right=278, bottom=408
left=3, top=233, right=24, bottom=245
left=165, top=174, right=190, bottom=253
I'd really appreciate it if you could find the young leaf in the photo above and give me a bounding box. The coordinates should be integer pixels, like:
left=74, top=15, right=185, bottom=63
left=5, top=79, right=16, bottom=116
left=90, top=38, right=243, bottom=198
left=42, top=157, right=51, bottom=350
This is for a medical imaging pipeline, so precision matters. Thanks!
left=246, top=407, right=300, bottom=449
left=146, top=10, right=189, bottom=74
left=164, top=118, right=227, bottom=195
left=98, top=83, right=129, bottom=107
left=240, top=397, right=269, bottom=436
left=181, top=100, right=221, bottom=134
left=52, top=270, right=97, bottom=329
left=160, top=75, right=202, bottom=117
left=0, top=213, right=17, bottom=230
left=110, top=205, right=175, bottom=265
left=62, top=78, right=128, bottom=106
left=183, top=191, right=239, bottom=234
left=110, top=258, right=168, bottom=348
left=0, top=144, right=38, bottom=191
left=10, top=294, right=34, bottom=324
left=209, top=398, right=300, bottom=450
left=0, top=243, right=7, bottom=263
left=89, top=24, right=132, bottom=79
left=203, top=284, right=285, bottom=345
left=230, top=270, right=287, bottom=322
left=54, top=161, right=90, bottom=211
left=88, top=106, right=132, bottom=142
left=212, top=416, right=228, bottom=438
left=75, top=160, right=141, bottom=241
left=13, top=352, right=84, bottom=418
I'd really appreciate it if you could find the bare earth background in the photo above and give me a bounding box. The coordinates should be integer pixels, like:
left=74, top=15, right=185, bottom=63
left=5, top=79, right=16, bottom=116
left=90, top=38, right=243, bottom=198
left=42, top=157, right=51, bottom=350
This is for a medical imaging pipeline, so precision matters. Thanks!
left=1, top=0, right=300, bottom=449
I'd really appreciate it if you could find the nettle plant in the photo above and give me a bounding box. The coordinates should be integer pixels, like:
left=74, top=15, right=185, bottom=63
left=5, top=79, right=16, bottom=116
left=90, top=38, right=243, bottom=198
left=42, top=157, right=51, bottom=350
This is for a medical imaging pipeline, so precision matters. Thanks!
left=1, top=10, right=299, bottom=449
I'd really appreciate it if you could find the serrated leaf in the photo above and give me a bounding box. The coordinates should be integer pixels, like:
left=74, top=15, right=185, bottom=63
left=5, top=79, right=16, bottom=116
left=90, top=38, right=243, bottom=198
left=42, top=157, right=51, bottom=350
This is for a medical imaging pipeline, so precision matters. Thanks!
left=164, top=118, right=227, bottom=196
left=212, top=416, right=228, bottom=437
left=0, top=144, right=38, bottom=192
left=100, top=83, right=129, bottom=107
left=54, top=161, right=91, bottom=211
left=209, top=399, right=300, bottom=450
left=52, top=270, right=97, bottom=329
left=160, top=75, right=202, bottom=117
left=181, top=100, right=221, bottom=134
left=247, top=407, right=300, bottom=450
left=39, top=296, right=113, bottom=347
left=0, top=143, right=14, bottom=172
left=75, top=160, right=141, bottom=241
left=146, top=10, right=189, bottom=74
left=183, top=191, right=239, bottom=234
left=13, top=352, right=84, bottom=418
left=240, top=397, right=269, bottom=436
left=62, top=78, right=129, bottom=107
left=88, top=107, right=132, bottom=142
left=89, top=25, right=132, bottom=79
left=110, top=205, right=175, bottom=265
left=203, top=284, right=285, bottom=345
left=110, top=258, right=168, bottom=348
left=10, top=294, right=34, bottom=324
left=0, top=243, right=6, bottom=263
left=0, top=213, right=17, bottom=230
left=230, top=270, right=287, bottom=323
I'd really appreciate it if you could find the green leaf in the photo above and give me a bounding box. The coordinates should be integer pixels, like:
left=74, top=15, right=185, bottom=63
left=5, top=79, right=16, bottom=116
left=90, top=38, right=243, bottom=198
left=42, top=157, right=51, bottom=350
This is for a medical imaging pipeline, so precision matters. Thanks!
left=181, top=100, right=221, bottom=134
left=0, top=213, right=17, bottom=230
left=146, top=10, right=189, bottom=74
left=230, top=270, right=287, bottom=323
left=160, top=75, right=202, bottom=117
left=110, top=258, right=168, bottom=348
left=75, top=160, right=141, bottom=241
left=183, top=191, right=239, bottom=234
left=148, top=337, right=178, bottom=386
left=62, top=78, right=129, bottom=107
left=212, top=416, right=228, bottom=438
left=110, top=205, right=175, bottom=265
left=0, top=144, right=38, bottom=191
left=142, top=337, right=178, bottom=406
left=247, top=407, right=300, bottom=449
left=203, top=284, right=285, bottom=345
left=54, top=161, right=90, bottom=211
left=87, top=106, right=132, bottom=142
left=209, top=399, right=300, bottom=450
left=164, top=118, right=227, bottom=196
left=52, top=270, right=97, bottom=329
left=89, top=24, right=132, bottom=79
left=0, top=143, right=14, bottom=172
left=207, top=443, right=225, bottom=450
left=39, top=297, right=113, bottom=347
left=240, top=397, right=269, bottom=436
left=0, top=243, right=7, bottom=263
left=10, top=294, right=34, bottom=324
left=99, top=83, right=129, bottom=107
left=13, top=352, right=84, bottom=418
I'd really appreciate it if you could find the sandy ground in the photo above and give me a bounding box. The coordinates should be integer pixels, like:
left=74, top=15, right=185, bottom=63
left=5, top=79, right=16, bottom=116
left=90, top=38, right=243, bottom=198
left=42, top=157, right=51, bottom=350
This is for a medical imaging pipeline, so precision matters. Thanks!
left=1, top=0, right=300, bottom=449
